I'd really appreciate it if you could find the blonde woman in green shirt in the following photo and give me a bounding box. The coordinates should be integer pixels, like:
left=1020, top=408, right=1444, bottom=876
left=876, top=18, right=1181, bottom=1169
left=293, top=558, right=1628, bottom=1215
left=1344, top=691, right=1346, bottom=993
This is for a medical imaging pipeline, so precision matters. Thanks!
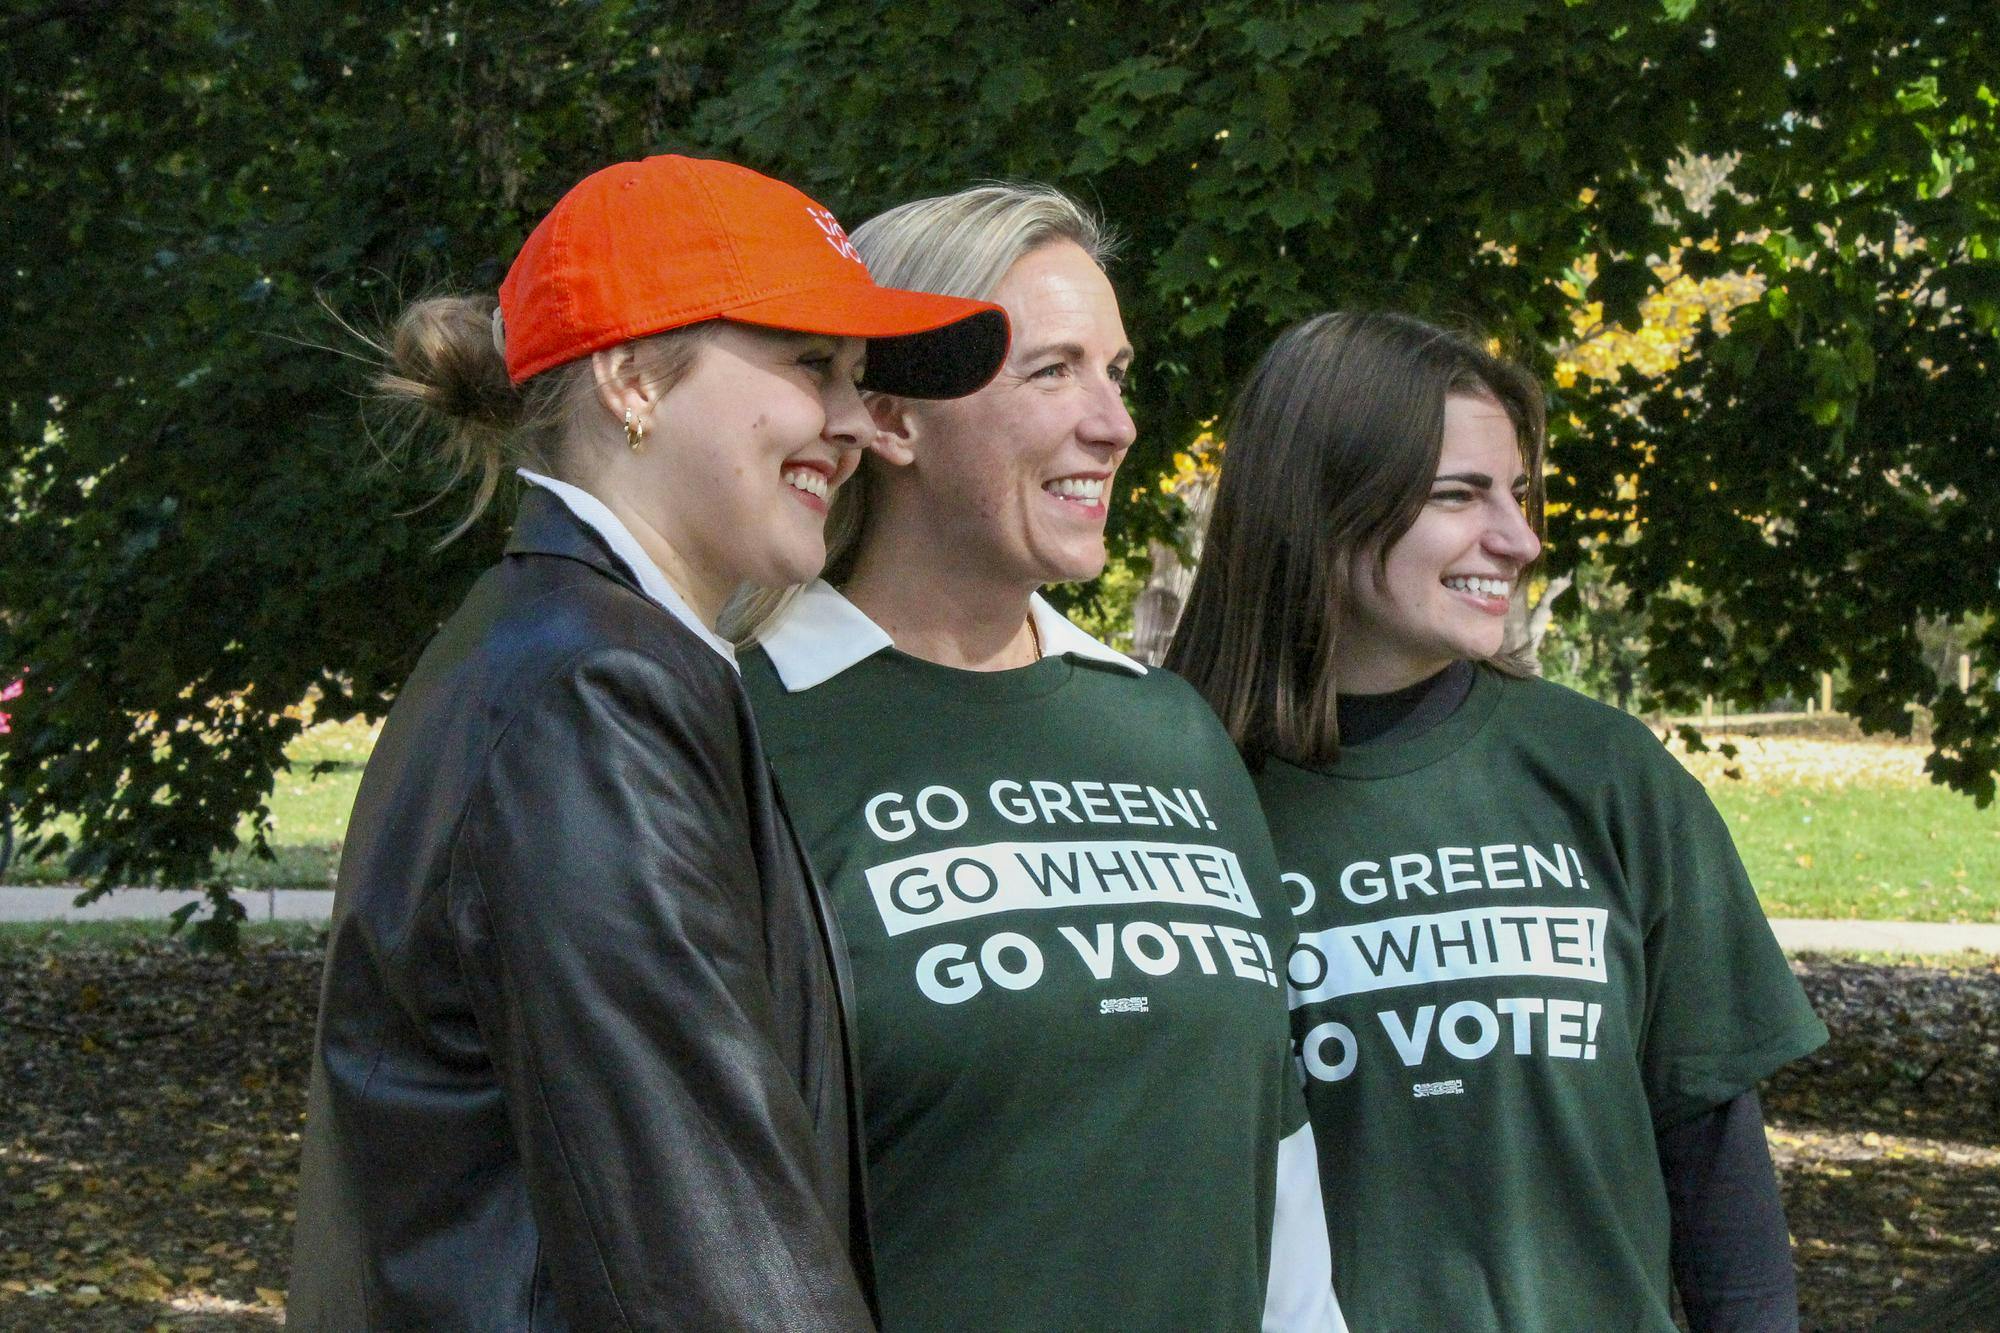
left=735, top=185, right=1341, bottom=1332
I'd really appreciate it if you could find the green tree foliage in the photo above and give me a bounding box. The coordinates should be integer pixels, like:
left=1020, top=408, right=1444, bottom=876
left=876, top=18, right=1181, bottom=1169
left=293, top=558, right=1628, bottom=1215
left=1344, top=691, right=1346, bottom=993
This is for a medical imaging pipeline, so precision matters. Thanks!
left=3, top=1, right=1996, bottom=934
left=1556, top=2, right=2000, bottom=803
left=1, top=1, right=740, bottom=931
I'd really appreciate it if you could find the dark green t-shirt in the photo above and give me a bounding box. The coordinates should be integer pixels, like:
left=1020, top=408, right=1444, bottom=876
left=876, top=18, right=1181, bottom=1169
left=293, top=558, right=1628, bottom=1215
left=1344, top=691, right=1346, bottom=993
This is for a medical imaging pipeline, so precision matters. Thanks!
left=1259, top=668, right=1826, bottom=1333
left=744, top=595, right=1305, bottom=1332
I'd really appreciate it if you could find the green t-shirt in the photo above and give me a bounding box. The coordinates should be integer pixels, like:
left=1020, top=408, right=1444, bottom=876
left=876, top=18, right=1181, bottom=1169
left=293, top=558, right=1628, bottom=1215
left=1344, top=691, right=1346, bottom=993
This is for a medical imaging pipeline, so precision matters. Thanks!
left=744, top=588, right=1306, bottom=1332
left=1258, top=668, right=1825, bottom=1333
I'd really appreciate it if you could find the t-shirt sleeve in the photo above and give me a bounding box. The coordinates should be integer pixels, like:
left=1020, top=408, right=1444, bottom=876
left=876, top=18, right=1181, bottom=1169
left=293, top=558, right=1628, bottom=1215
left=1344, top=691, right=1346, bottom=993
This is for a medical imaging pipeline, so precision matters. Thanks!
left=1282, top=1048, right=1310, bottom=1133
left=1638, top=775, right=1828, bottom=1129
left=1268, top=909, right=1337, bottom=1330
left=1262, top=1117, right=1343, bottom=1332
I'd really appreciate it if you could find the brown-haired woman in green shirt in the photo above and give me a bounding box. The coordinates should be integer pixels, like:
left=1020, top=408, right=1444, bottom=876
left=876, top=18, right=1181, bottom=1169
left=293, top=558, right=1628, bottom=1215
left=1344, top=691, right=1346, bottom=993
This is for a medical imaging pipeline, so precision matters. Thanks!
left=1170, top=310, right=1827, bottom=1332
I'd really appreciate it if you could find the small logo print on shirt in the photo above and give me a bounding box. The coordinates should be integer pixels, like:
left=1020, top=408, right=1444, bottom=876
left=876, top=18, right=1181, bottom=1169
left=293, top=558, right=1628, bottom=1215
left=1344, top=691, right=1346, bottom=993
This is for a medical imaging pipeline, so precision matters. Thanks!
left=1412, top=1079, right=1465, bottom=1098
left=1100, top=996, right=1150, bottom=1015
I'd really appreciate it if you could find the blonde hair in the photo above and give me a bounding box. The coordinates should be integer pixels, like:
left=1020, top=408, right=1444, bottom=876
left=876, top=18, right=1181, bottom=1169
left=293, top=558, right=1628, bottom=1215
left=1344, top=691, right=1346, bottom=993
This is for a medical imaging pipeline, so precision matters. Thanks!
left=724, top=182, right=1112, bottom=641
left=846, top=183, right=1113, bottom=308
left=377, top=294, right=711, bottom=544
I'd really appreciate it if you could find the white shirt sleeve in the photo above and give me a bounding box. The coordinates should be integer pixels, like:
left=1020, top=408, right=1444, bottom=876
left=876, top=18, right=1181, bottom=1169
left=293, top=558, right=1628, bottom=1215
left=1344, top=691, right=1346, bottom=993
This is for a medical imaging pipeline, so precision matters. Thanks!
left=1263, top=1121, right=1346, bottom=1332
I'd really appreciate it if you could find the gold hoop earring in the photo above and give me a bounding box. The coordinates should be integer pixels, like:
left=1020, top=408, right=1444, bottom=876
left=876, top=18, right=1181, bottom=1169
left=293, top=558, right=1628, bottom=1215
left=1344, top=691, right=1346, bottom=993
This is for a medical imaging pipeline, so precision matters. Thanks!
left=624, top=408, right=645, bottom=452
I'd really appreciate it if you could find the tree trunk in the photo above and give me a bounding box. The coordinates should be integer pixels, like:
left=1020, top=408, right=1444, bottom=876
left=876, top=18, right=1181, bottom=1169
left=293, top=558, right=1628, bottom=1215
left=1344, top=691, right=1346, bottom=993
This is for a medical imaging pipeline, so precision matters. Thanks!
left=1130, top=475, right=1215, bottom=666
left=1503, top=571, right=1574, bottom=673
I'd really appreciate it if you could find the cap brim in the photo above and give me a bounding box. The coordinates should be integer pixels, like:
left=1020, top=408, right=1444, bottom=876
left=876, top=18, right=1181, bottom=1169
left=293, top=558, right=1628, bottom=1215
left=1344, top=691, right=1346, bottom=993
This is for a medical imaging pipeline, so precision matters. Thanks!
left=725, top=284, right=1009, bottom=399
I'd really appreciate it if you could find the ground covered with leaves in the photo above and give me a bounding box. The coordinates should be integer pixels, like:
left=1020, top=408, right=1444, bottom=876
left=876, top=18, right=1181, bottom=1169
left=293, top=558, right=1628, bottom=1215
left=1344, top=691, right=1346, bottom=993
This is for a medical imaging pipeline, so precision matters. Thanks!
left=0, top=932, right=1994, bottom=1329
left=1764, top=955, right=2000, bottom=1327
left=0, top=931, right=309, bottom=1329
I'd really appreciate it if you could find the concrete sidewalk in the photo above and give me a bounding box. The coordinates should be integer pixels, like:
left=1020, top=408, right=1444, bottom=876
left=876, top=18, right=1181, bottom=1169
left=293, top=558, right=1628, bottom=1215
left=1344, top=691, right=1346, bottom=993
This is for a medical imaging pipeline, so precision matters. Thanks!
left=4, top=886, right=1999, bottom=954
left=1769, top=918, right=2000, bottom=955
left=0, top=885, right=334, bottom=923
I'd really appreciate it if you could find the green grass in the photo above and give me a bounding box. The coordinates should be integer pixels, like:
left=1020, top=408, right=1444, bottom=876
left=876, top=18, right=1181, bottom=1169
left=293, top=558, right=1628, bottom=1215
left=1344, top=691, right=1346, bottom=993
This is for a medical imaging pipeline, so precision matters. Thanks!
left=4, top=719, right=369, bottom=890
left=1707, top=779, right=2000, bottom=923
left=5, top=719, right=1996, bottom=925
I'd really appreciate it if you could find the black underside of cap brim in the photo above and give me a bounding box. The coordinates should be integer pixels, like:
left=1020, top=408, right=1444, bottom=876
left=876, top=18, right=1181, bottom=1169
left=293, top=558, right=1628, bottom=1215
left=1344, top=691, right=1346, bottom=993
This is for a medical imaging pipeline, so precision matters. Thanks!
left=861, top=309, right=1009, bottom=400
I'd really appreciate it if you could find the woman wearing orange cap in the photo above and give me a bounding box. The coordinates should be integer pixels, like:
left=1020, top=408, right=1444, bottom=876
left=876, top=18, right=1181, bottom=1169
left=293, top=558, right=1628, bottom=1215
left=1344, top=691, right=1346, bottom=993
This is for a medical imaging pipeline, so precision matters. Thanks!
left=287, top=155, right=1006, bottom=1331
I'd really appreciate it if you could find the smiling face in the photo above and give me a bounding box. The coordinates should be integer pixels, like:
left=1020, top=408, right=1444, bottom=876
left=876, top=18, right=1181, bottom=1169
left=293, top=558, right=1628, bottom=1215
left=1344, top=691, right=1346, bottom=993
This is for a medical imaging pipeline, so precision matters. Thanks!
left=884, top=239, right=1137, bottom=590
left=1334, top=393, right=1542, bottom=694
left=629, top=324, right=870, bottom=613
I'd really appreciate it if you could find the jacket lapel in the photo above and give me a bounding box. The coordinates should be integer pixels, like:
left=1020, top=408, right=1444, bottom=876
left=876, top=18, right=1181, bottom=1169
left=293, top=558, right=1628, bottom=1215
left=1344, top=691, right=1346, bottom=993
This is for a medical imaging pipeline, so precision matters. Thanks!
left=503, top=487, right=651, bottom=600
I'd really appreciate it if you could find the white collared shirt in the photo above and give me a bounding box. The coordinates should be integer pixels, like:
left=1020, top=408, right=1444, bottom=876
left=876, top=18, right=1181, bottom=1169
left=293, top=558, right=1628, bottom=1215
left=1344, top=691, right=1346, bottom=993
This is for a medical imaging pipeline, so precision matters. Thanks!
left=516, top=469, right=738, bottom=668
left=758, top=579, right=1145, bottom=693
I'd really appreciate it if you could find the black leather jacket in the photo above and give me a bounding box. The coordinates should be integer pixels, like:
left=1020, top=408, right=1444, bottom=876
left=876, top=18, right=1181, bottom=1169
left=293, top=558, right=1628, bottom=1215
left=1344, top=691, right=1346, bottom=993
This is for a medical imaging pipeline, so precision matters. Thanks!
left=288, top=490, right=876, bottom=1330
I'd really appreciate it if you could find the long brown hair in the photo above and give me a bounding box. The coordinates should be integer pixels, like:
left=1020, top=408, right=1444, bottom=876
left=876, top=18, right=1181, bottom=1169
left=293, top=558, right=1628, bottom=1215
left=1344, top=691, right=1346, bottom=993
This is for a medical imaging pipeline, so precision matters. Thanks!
left=1165, top=311, right=1546, bottom=769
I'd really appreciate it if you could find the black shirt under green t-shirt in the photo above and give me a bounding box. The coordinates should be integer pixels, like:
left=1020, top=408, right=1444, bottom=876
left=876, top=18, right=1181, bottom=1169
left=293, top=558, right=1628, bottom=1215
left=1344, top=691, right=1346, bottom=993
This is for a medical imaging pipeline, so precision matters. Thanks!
left=743, top=592, right=1308, bottom=1332
left=1261, top=667, right=1825, bottom=1332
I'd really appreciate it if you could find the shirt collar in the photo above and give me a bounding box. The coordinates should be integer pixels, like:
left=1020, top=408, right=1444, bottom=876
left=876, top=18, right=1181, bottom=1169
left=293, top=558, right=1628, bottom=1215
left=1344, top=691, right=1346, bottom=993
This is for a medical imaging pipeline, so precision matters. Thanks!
left=1029, top=593, right=1149, bottom=678
left=760, top=579, right=1145, bottom=692
left=516, top=469, right=738, bottom=668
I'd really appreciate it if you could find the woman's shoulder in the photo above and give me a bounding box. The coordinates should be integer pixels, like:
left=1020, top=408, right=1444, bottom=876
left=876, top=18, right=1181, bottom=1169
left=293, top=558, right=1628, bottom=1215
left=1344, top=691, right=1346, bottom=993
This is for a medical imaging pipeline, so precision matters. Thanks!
left=1490, top=672, right=1711, bottom=816
left=429, top=554, right=740, bottom=724
left=1494, top=671, right=1671, bottom=758
left=1109, top=665, right=1269, bottom=784
left=1113, top=660, right=1232, bottom=723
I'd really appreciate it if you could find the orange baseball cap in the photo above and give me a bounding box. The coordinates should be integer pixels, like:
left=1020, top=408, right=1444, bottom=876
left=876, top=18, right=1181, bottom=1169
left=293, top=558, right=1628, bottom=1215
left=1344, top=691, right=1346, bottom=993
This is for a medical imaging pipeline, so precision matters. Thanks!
left=496, top=155, right=1009, bottom=397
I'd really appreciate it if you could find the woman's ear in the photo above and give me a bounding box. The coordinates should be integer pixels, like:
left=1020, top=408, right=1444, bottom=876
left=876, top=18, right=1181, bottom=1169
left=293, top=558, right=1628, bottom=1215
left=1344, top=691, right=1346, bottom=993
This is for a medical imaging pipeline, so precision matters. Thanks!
left=866, top=394, right=918, bottom=467
left=590, top=345, right=653, bottom=428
